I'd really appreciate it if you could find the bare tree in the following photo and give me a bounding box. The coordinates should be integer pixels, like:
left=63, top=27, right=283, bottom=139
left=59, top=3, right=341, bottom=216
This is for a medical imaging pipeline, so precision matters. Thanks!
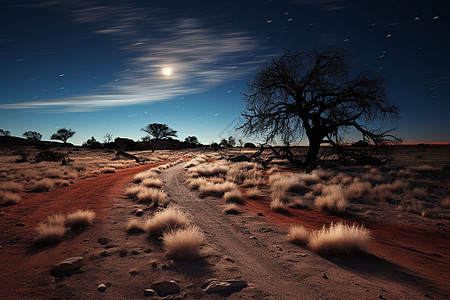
left=0, top=129, right=11, bottom=137
left=23, top=131, right=42, bottom=141
left=104, top=133, right=113, bottom=144
left=51, top=128, right=75, bottom=144
left=141, top=123, right=177, bottom=140
left=240, top=47, right=400, bottom=167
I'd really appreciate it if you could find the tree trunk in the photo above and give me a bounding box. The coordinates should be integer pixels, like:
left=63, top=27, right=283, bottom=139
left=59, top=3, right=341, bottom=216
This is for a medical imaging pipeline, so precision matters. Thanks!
left=304, top=136, right=322, bottom=168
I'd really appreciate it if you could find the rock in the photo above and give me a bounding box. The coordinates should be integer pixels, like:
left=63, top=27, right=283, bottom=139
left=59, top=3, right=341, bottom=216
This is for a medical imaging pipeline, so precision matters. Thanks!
left=119, top=249, right=127, bottom=257
left=257, top=212, right=264, bottom=216
left=250, top=236, right=257, bottom=240
left=98, top=237, right=111, bottom=245
left=162, top=260, right=174, bottom=270
left=104, top=244, right=117, bottom=249
left=144, top=289, right=155, bottom=296
left=97, top=284, right=107, bottom=292
left=151, top=280, right=180, bottom=297
left=201, top=278, right=219, bottom=289
left=144, top=248, right=152, bottom=253
left=203, top=279, right=247, bottom=295
left=15, top=222, right=25, bottom=227
left=0, top=245, right=2, bottom=250
left=131, top=250, right=139, bottom=255
left=100, top=251, right=110, bottom=257
left=129, top=268, right=140, bottom=275
left=261, top=228, right=272, bottom=232
left=51, top=257, right=84, bottom=275
left=135, top=209, right=144, bottom=217
left=322, top=273, right=328, bottom=279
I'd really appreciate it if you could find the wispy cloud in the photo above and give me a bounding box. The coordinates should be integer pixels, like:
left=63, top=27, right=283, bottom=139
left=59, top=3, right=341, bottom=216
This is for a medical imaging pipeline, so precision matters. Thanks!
left=2, top=1, right=266, bottom=112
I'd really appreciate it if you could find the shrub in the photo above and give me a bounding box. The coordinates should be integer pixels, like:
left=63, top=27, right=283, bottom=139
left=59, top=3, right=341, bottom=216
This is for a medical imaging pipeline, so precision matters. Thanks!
left=125, top=185, right=144, bottom=199
left=136, top=188, right=168, bottom=206
left=223, top=190, right=243, bottom=204
left=163, top=226, right=204, bottom=259
left=100, top=167, right=116, bottom=174
left=270, top=198, right=289, bottom=213
left=35, top=222, right=67, bottom=245
left=0, top=182, right=23, bottom=193
left=344, top=181, right=371, bottom=200
left=245, top=187, right=262, bottom=199
left=65, top=209, right=96, bottom=228
left=199, top=182, right=237, bottom=196
left=144, top=207, right=190, bottom=236
left=47, top=214, right=66, bottom=227
left=308, top=222, right=371, bottom=256
left=223, top=203, right=240, bottom=214
left=35, top=150, right=64, bottom=163
left=31, top=178, right=55, bottom=192
left=141, top=178, right=163, bottom=189
left=314, top=185, right=348, bottom=213
left=0, top=191, right=21, bottom=205
left=287, top=225, right=310, bottom=245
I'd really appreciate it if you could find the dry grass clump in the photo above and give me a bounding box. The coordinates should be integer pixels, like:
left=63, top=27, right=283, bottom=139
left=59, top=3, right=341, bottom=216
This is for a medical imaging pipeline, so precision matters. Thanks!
left=311, top=169, right=334, bottom=180
left=241, top=178, right=263, bottom=187
left=141, top=178, right=163, bottom=188
left=270, top=198, right=289, bottom=213
left=144, top=207, right=190, bottom=236
left=47, top=214, right=66, bottom=227
left=162, top=226, right=205, bottom=259
left=344, top=180, right=372, bottom=200
left=133, top=170, right=158, bottom=183
left=287, top=225, right=310, bottom=245
left=308, top=222, right=372, bottom=256
left=187, top=178, right=209, bottom=189
left=373, top=180, right=409, bottom=202
left=0, top=190, right=21, bottom=205
left=245, top=187, right=262, bottom=199
left=222, top=203, right=240, bottom=214
left=100, top=167, right=116, bottom=174
left=31, top=178, right=55, bottom=192
left=65, top=209, right=96, bottom=228
left=223, top=190, right=243, bottom=204
left=287, top=198, right=307, bottom=209
left=35, top=221, right=67, bottom=245
left=126, top=219, right=145, bottom=233
left=136, top=188, right=168, bottom=207
left=0, top=182, right=23, bottom=193
left=125, top=185, right=145, bottom=199
left=199, top=182, right=237, bottom=196
left=314, top=185, right=348, bottom=213
left=189, top=162, right=229, bottom=177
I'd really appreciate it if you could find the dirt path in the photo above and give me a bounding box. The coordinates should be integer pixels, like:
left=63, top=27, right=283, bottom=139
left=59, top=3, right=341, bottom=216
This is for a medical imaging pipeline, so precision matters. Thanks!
left=161, top=163, right=449, bottom=299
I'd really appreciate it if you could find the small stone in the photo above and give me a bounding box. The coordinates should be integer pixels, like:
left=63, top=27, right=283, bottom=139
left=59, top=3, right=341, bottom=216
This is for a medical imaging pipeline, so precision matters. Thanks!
left=104, top=244, right=116, bottom=249
left=261, top=228, right=272, bottom=232
left=135, top=209, right=144, bottom=217
left=129, top=268, right=140, bottom=275
left=131, top=250, right=139, bottom=255
left=162, top=260, right=174, bottom=270
left=119, top=250, right=127, bottom=257
left=150, top=260, right=158, bottom=268
left=151, top=280, right=180, bottom=297
left=257, top=212, right=264, bottom=216
left=98, top=237, right=111, bottom=245
left=15, top=222, right=25, bottom=227
left=250, top=236, right=257, bottom=240
left=377, top=294, right=385, bottom=299
left=203, top=279, right=247, bottom=295
left=322, top=273, right=328, bottom=279
left=51, top=257, right=84, bottom=275
left=144, top=289, right=155, bottom=296
left=297, top=253, right=307, bottom=257
left=97, top=284, right=107, bottom=292
left=84, top=239, right=90, bottom=242
left=144, top=248, right=152, bottom=253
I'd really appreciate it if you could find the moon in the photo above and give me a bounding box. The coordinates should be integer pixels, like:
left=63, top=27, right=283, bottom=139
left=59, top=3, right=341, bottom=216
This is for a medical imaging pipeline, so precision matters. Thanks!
left=162, top=67, right=172, bottom=76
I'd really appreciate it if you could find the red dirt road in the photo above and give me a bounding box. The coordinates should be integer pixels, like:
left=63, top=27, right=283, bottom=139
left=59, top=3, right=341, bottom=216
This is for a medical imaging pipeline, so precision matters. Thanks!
left=0, top=163, right=153, bottom=299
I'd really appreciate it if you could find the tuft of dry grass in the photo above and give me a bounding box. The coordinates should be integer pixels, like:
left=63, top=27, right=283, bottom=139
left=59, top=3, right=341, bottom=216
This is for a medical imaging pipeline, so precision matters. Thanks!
left=0, top=190, right=21, bottom=205
left=31, top=178, right=55, bottom=192
left=223, top=190, right=243, bottom=204
left=136, top=188, right=168, bottom=207
left=125, top=185, right=144, bottom=199
left=144, top=207, right=190, bottom=236
left=162, top=226, right=204, bottom=259
left=287, top=225, right=310, bottom=245
left=126, top=219, right=145, bottom=233
left=270, top=198, right=289, bottom=213
left=47, top=214, right=66, bottom=227
left=245, top=187, right=262, bottom=199
left=314, top=185, right=348, bottom=213
left=199, top=182, right=237, bottom=196
left=141, top=178, right=163, bottom=189
left=0, top=182, right=23, bottom=193
left=344, top=181, right=371, bottom=200
left=222, top=203, right=240, bottom=214
left=100, top=167, right=116, bottom=174
left=65, top=209, right=96, bottom=228
left=308, top=222, right=371, bottom=256
left=35, top=222, right=67, bottom=245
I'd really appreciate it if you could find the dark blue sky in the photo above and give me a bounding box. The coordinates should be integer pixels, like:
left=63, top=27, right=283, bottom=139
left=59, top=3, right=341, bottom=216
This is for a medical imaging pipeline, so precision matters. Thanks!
left=1, top=0, right=449, bottom=145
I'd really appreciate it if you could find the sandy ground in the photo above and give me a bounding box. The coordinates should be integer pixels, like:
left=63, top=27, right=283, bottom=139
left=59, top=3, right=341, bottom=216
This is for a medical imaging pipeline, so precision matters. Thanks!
left=0, top=160, right=449, bottom=299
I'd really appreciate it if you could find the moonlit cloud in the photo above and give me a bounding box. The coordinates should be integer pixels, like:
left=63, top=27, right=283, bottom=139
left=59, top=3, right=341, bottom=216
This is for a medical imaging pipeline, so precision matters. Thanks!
left=1, top=1, right=265, bottom=112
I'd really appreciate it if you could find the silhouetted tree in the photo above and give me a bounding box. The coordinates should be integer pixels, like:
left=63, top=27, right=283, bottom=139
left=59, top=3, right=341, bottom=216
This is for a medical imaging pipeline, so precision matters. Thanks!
left=83, top=136, right=102, bottom=148
left=0, top=129, right=11, bottom=136
left=104, top=133, right=113, bottom=143
left=185, top=136, right=199, bottom=144
left=141, top=123, right=177, bottom=140
left=240, top=47, right=400, bottom=167
left=23, top=131, right=42, bottom=141
left=51, top=128, right=75, bottom=144
left=220, top=136, right=236, bottom=147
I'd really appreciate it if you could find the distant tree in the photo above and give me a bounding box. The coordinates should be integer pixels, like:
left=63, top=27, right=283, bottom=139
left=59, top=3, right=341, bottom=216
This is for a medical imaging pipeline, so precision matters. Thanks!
left=23, top=131, right=42, bottom=141
left=240, top=47, right=400, bottom=167
left=238, top=139, right=244, bottom=147
left=83, top=136, right=102, bottom=148
left=220, top=136, right=236, bottom=147
left=104, top=133, right=113, bottom=144
left=185, top=136, right=199, bottom=144
left=244, top=142, right=256, bottom=148
left=141, top=123, right=177, bottom=140
left=0, top=129, right=11, bottom=137
left=51, top=128, right=75, bottom=144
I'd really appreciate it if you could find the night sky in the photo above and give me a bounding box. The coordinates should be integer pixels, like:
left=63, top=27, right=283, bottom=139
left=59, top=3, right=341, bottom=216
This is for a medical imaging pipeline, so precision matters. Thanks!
left=1, top=0, right=449, bottom=145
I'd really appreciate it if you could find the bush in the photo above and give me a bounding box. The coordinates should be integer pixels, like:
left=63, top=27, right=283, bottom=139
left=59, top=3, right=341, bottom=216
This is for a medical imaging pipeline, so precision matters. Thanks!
left=163, top=226, right=204, bottom=259
left=308, top=222, right=371, bottom=256
left=65, top=209, right=96, bottom=228
left=287, top=225, right=310, bottom=245
left=144, top=207, right=190, bottom=236
left=35, top=222, right=67, bottom=245
left=35, top=150, right=64, bottom=162
left=223, top=203, right=240, bottom=214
